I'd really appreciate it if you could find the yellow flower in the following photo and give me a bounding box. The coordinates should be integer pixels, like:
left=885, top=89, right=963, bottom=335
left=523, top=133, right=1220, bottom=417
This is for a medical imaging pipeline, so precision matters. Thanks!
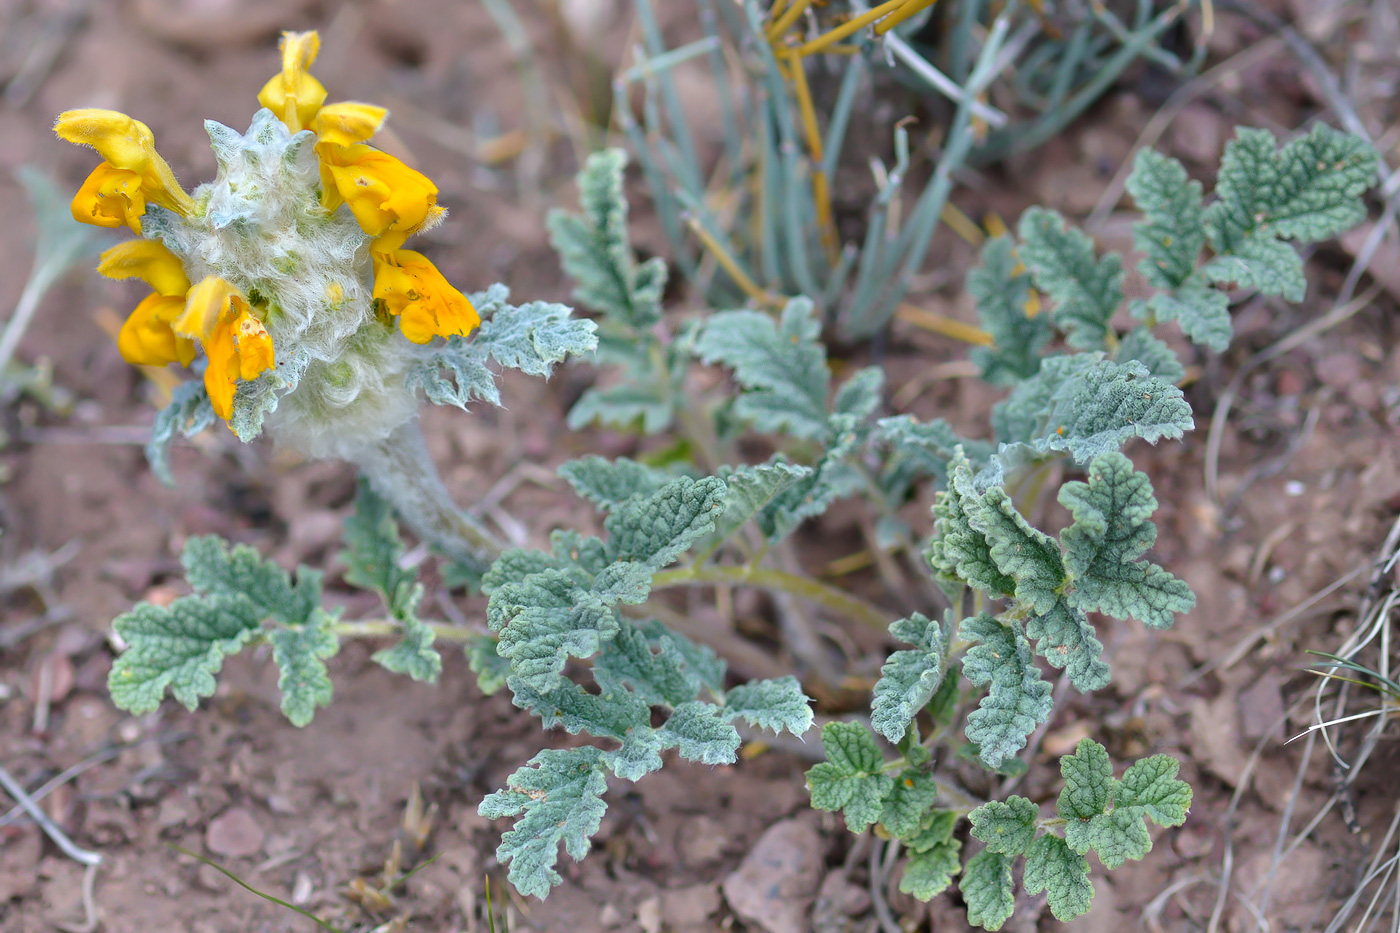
left=372, top=250, right=479, bottom=344
left=100, top=240, right=197, bottom=367
left=257, top=31, right=327, bottom=133
left=175, top=277, right=276, bottom=421
left=317, top=142, right=438, bottom=241
left=54, top=109, right=194, bottom=219
left=71, top=163, right=146, bottom=233
left=312, top=101, right=387, bottom=147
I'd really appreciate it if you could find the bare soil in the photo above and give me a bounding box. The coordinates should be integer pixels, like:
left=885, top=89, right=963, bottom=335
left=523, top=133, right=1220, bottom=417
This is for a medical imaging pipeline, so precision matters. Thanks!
left=2, top=1, right=1398, bottom=931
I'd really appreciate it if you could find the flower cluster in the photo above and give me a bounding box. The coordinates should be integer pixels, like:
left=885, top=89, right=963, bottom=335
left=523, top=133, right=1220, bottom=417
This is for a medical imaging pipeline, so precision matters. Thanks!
left=55, top=30, right=478, bottom=429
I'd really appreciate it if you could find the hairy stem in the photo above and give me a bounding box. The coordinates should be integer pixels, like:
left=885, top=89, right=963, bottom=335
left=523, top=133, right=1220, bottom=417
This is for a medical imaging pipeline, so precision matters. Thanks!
left=651, top=563, right=891, bottom=630
left=345, top=419, right=503, bottom=573
left=333, top=619, right=482, bottom=643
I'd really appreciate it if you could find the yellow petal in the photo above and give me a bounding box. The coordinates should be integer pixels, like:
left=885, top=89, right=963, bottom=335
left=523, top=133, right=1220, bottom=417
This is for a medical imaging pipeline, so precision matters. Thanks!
left=98, top=239, right=190, bottom=297
left=317, top=143, right=436, bottom=237
left=201, top=320, right=240, bottom=421
left=71, top=163, right=145, bottom=233
left=373, top=249, right=479, bottom=343
left=313, top=102, right=387, bottom=147
left=175, top=275, right=245, bottom=342
left=54, top=109, right=193, bottom=215
left=232, top=310, right=276, bottom=379
left=117, top=294, right=193, bottom=367
left=257, top=30, right=327, bottom=132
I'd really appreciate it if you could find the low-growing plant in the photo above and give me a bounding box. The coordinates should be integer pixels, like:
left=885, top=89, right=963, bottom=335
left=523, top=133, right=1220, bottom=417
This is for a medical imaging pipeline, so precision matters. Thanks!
left=54, top=27, right=1377, bottom=928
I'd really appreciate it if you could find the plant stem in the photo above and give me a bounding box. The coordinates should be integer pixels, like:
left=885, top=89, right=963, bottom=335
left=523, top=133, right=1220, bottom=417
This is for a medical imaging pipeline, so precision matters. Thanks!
left=651, top=563, right=891, bottom=630
left=332, top=619, right=482, bottom=644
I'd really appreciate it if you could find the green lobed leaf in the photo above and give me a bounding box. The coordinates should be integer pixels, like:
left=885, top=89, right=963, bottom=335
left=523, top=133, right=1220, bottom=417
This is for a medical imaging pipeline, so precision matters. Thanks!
left=182, top=535, right=321, bottom=626
left=1026, top=598, right=1110, bottom=692
left=1126, top=149, right=1206, bottom=291
left=968, top=236, right=1051, bottom=385
left=928, top=452, right=1016, bottom=597
left=1057, top=737, right=1115, bottom=821
left=1023, top=833, right=1094, bottom=921
left=567, top=379, right=675, bottom=434
left=1074, top=807, right=1152, bottom=869
left=880, top=769, right=941, bottom=838
left=109, top=595, right=263, bottom=714
left=409, top=284, right=598, bottom=410
left=708, top=460, right=813, bottom=544
left=695, top=298, right=830, bottom=440
left=341, top=481, right=417, bottom=617
left=658, top=701, right=741, bottom=765
left=806, top=721, right=896, bottom=833
left=599, top=620, right=719, bottom=708
left=488, top=569, right=618, bottom=691
left=558, top=456, right=674, bottom=511
left=755, top=414, right=864, bottom=542
left=959, top=615, right=1053, bottom=768
left=1141, top=283, right=1233, bottom=352
left=466, top=634, right=511, bottom=695
left=899, top=837, right=963, bottom=901
left=478, top=747, right=609, bottom=899
left=967, top=485, right=1065, bottom=615
left=1119, top=754, right=1192, bottom=827
left=1017, top=207, right=1124, bottom=351
left=968, top=795, right=1040, bottom=856
left=1059, top=452, right=1195, bottom=629
left=508, top=675, right=660, bottom=780
left=832, top=366, right=885, bottom=420
left=1114, top=326, right=1185, bottom=383
left=372, top=601, right=442, bottom=685
left=605, top=475, right=727, bottom=569
left=876, top=415, right=997, bottom=498
left=992, top=355, right=1194, bottom=463
left=547, top=149, right=666, bottom=329
left=871, top=613, right=945, bottom=744
left=961, top=849, right=1016, bottom=930
left=267, top=613, right=338, bottom=727
left=146, top=380, right=215, bottom=487
left=722, top=677, right=813, bottom=735
left=1205, top=126, right=1377, bottom=301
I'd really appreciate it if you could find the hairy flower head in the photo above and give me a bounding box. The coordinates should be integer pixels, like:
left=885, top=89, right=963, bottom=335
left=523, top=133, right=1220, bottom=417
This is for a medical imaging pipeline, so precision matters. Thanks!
left=54, top=29, right=478, bottom=450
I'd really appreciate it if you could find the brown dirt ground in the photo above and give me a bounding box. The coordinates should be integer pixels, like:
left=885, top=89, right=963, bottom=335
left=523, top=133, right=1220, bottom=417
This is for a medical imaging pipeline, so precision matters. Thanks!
left=2, top=1, right=1399, bottom=931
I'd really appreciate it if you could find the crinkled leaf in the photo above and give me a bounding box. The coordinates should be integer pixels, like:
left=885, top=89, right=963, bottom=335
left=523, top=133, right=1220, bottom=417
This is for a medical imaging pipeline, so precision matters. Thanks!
left=109, top=595, right=263, bottom=714
left=969, top=236, right=1050, bottom=385
left=880, top=769, right=941, bottom=838
left=558, top=456, right=674, bottom=511
left=1142, top=285, right=1233, bottom=352
left=756, top=414, right=863, bottom=541
left=181, top=535, right=321, bottom=626
left=899, top=837, right=963, bottom=901
left=1023, top=834, right=1094, bottom=921
left=695, top=298, right=830, bottom=440
left=508, top=676, right=659, bottom=779
left=658, top=701, right=741, bottom=765
left=872, top=613, right=944, bottom=743
left=1027, top=598, right=1110, bottom=692
left=1115, top=326, right=1185, bottom=383
left=1018, top=207, right=1124, bottom=351
left=960, top=615, right=1053, bottom=768
left=876, top=415, right=996, bottom=499
left=1119, top=754, right=1192, bottom=827
left=478, top=747, right=609, bottom=899
left=709, top=460, right=812, bottom=544
left=968, top=795, right=1039, bottom=856
left=1127, top=150, right=1205, bottom=290
left=806, top=721, right=896, bottom=833
left=466, top=634, right=510, bottom=695
left=372, top=603, right=442, bottom=685
left=147, top=380, right=215, bottom=487
left=1057, top=737, right=1115, bottom=821
left=547, top=149, right=666, bottom=329
left=832, top=366, right=884, bottom=420
left=600, top=620, right=715, bottom=708
left=968, top=485, right=1065, bottom=615
left=928, top=452, right=1016, bottom=596
left=1059, top=452, right=1195, bottom=629
left=341, top=481, right=418, bottom=617
left=1072, top=807, right=1153, bottom=869
left=410, top=284, right=598, bottom=410
left=567, top=379, right=675, bottom=433
left=722, top=677, right=813, bottom=735
left=961, top=849, right=1016, bottom=931
left=267, top=613, right=337, bottom=726
left=605, top=475, right=726, bottom=569
left=993, top=355, right=1194, bottom=463
left=488, top=569, right=618, bottom=691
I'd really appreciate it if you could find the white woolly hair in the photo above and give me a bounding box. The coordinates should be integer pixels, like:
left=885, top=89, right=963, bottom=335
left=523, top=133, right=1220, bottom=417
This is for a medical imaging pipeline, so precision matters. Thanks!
left=143, top=108, right=430, bottom=459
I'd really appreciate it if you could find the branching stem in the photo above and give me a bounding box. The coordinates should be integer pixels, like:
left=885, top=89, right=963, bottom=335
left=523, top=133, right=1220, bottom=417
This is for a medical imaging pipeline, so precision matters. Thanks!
left=651, top=563, right=891, bottom=630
